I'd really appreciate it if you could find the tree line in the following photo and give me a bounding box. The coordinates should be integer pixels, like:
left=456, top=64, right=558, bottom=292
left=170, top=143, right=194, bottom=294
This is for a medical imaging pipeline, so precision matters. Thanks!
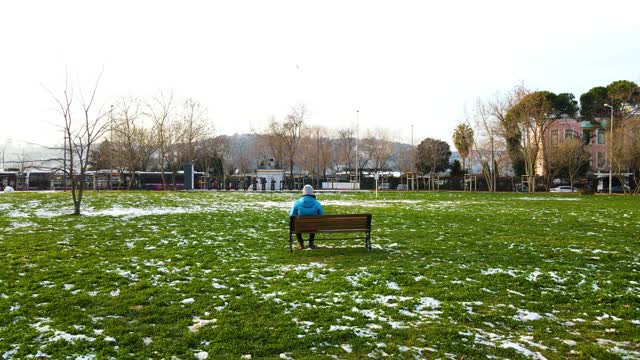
left=51, top=75, right=639, bottom=215
left=451, top=80, right=640, bottom=193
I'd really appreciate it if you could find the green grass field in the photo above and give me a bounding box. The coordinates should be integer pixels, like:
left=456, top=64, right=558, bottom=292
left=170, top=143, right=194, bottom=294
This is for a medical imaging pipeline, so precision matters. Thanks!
left=0, top=190, right=638, bottom=359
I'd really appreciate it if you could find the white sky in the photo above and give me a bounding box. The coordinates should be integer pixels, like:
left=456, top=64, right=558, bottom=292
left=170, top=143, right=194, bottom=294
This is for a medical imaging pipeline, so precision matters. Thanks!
left=1, top=0, right=640, bottom=153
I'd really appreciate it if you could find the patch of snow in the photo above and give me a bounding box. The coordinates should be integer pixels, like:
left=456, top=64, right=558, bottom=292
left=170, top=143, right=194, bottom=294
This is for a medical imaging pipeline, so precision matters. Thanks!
left=526, top=270, right=543, bottom=282
left=387, top=281, right=401, bottom=290
left=181, top=298, right=195, bottom=304
left=194, top=351, right=208, bottom=359
left=50, top=331, right=96, bottom=343
left=500, top=341, right=546, bottom=359
left=549, top=272, right=566, bottom=283
left=513, top=309, right=543, bottom=321
left=2, top=348, right=19, bottom=360
left=341, top=344, right=353, bottom=353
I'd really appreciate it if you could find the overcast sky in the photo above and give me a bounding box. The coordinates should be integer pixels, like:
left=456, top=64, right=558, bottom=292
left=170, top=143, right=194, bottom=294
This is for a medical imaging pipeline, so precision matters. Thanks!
left=1, top=0, right=639, bottom=155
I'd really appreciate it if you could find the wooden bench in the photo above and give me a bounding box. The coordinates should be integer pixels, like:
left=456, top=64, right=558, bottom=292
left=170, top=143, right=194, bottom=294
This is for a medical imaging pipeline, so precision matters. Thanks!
left=289, top=214, right=372, bottom=252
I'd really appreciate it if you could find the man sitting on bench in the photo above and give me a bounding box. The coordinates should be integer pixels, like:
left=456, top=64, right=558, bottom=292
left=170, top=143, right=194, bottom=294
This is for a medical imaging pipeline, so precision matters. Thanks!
left=289, top=185, right=324, bottom=249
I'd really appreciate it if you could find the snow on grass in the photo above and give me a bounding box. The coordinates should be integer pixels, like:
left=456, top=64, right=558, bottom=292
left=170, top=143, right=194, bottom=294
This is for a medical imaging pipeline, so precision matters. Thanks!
left=345, top=270, right=372, bottom=287
left=340, top=344, right=353, bottom=353
left=1, top=191, right=638, bottom=358
left=49, top=331, right=96, bottom=343
left=386, top=281, right=401, bottom=290
left=194, top=350, right=208, bottom=359
left=513, top=309, right=543, bottom=321
left=519, top=197, right=581, bottom=201
left=526, top=270, right=543, bottom=282
left=500, top=341, right=546, bottom=359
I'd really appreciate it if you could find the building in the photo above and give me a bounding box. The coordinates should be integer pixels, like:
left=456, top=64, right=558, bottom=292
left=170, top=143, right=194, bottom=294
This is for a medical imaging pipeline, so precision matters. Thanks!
left=545, top=117, right=640, bottom=190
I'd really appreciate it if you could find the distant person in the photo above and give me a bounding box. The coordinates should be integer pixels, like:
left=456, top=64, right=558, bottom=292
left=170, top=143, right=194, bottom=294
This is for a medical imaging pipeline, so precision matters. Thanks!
left=289, top=185, right=324, bottom=249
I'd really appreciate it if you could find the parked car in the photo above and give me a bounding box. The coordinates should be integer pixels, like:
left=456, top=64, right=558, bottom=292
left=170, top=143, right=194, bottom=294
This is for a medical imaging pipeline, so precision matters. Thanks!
left=610, top=185, right=630, bottom=194
left=549, top=185, right=577, bottom=193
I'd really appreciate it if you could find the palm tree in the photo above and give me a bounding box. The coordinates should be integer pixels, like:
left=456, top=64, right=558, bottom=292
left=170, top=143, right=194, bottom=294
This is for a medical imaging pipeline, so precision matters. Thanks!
left=452, top=123, right=474, bottom=173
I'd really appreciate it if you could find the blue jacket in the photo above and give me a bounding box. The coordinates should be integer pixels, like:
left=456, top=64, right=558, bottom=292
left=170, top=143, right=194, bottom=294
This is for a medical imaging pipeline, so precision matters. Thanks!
left=290, top=195, right=324, bottom=216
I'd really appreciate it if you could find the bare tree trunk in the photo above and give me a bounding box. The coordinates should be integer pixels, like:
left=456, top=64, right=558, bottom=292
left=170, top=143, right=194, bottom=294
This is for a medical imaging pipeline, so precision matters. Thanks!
left=47, top=71, right=108, bottom=215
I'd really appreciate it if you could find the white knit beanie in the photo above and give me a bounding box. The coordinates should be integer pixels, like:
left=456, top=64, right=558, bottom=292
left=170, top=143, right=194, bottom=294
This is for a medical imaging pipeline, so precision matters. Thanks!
left=303, top=184, right=314, bottom=195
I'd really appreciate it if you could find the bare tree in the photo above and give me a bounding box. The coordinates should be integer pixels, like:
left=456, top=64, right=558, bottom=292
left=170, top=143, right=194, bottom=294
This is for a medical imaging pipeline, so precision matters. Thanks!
left=48, top=72, right=109, bottom=215
left=548, top=138, right=591, bottom=191
left=334, top=128, right=355, bottom=173
left=297, top=129, right=315, bottom=182
left=147, top=91, right=175, bottom=189
left=509, top=90, right=554, bottom=189
left=253, top=129, right=283, bottom=169
left=267, top=104, right=306, bottom=187
left=177, top=98, right=211, bottom=165
left=112, top=97, right=150, bottom=189
left=315, top=127, right=333, bottom=181
left=361, top=128, right=393, bottom=172
left=621, top=124, right=640, bottom=194
left=472, top=99, right=504, bottom=192
left=298, top=126, right=332, bottom=187
left=391, top=142, right=415, bottom=175
left=612, top=120, right=640, bottom=194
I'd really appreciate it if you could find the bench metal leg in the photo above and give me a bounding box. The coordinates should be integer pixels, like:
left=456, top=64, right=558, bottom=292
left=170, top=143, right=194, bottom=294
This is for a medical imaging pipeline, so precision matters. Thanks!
left=366, top=232, right=371, bottom=251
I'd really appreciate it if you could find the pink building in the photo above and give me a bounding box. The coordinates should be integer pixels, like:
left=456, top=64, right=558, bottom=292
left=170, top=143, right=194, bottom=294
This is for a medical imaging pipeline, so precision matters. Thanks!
left=546, top=118, right=609, bottom=171
left=546, top=117, right=639, bottom=190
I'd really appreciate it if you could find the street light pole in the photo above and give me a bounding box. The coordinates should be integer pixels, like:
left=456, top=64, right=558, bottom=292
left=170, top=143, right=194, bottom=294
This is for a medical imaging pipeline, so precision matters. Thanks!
left=604, top=104, right=614, bottom=194
left=355, top=110, right=359, bottom=189
left=411, top=124, right=414, bottom=191
left=109, top=104, right=114, bottom=190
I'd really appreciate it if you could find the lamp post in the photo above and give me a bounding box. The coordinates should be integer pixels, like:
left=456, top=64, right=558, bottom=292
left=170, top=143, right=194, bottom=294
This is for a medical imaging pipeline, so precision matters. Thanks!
left=411, top=124, right=414, bottom=191
left=355, top=110, right=359, bottom=189
left=603, top=103, right=614, bottom=194
left=109, top=104, right=114, bottom=190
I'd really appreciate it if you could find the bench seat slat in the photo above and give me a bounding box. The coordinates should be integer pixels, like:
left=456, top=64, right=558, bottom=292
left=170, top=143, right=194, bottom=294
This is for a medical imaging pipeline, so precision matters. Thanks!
left=293, top=228, right=369, bottom=233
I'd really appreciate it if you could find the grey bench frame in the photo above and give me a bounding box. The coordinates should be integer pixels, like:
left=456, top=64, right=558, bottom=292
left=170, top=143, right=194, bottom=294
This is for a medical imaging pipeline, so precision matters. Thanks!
left=288, top=214, right=372, bottom=252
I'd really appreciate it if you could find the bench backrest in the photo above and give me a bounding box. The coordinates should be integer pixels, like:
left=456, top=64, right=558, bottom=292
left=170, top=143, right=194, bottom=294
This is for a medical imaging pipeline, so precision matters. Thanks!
left=290, top=214, right=372, bottom=233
